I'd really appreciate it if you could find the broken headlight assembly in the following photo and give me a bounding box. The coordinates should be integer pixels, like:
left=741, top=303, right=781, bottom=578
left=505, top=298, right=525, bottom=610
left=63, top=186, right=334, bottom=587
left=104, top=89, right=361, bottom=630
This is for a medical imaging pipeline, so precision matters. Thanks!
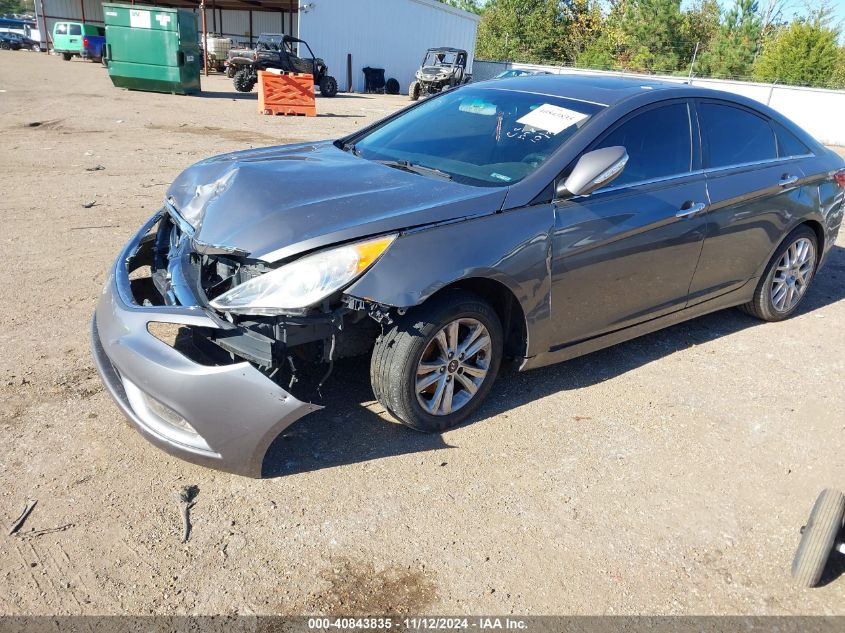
left=209, top=234, right=396, bottom=315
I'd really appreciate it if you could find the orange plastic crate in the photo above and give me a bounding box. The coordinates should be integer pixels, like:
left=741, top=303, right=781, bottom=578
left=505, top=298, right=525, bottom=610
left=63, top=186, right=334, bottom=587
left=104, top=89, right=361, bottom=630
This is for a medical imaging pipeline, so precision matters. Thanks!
left=257, top=71, right=316, bottom=117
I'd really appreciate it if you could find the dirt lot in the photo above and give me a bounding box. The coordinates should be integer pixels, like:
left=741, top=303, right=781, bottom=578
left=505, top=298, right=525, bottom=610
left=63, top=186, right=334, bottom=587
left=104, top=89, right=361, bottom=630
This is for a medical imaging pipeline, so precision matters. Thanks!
left=1, top=52, right=844, bottom=616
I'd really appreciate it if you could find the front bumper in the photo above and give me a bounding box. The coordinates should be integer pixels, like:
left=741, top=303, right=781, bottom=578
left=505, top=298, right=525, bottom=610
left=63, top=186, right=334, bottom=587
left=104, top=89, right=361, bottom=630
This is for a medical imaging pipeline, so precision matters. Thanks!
left=90, top=212, right=322, bottom=477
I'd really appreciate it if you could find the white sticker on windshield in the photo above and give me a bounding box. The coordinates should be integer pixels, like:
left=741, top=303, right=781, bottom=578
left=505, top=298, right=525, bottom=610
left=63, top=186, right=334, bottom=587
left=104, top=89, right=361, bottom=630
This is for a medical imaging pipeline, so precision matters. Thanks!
left=516, top=104, right=588, bottom=135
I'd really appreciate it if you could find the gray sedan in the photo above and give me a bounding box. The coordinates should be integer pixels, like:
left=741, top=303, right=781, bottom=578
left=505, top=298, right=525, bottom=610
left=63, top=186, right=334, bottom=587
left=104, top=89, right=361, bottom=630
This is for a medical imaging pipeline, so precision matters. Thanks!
left=91, top=75, right=845, bottom=476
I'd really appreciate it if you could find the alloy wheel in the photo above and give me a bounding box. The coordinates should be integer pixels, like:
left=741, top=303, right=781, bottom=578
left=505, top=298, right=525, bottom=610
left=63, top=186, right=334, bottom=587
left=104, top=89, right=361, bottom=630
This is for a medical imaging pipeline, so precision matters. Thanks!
left=771, top=237, right=815, bottom=312
left=415, top=318, right=491, bottom=416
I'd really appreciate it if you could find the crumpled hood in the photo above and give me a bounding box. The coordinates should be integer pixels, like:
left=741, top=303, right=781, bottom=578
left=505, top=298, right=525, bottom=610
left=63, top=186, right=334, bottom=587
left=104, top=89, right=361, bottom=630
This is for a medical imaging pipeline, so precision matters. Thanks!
left=166, top=141, right=506, bottom=262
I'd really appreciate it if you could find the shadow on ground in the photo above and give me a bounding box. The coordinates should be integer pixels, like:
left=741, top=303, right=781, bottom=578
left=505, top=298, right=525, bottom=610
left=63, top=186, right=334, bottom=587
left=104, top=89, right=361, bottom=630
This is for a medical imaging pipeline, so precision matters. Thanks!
left=194, top=91, right=256, bottom=100
left=263, top=245, right=845, bottom=477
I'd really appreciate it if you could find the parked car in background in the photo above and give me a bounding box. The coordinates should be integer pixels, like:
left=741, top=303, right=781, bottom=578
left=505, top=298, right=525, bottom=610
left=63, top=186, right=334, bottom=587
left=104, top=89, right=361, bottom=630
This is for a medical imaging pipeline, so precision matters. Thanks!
left=0, top=31, right=39, bottom=50
left=493, top=68, right=553, bottom=79
left=52, top=21, right=105, bottom=62
left=0, top=32, right=22, bottom=50
left=91, top=75, right=844, bottom=477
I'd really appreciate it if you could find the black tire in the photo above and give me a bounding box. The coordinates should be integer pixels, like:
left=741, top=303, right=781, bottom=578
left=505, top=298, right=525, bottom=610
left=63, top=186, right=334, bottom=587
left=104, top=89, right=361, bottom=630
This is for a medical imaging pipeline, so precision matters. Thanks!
left=371, top=290, right=503, bottom=433
left=62, top=52, right=72, bottom=61
left=739, top=225, right=818, bottom=321
left=232, top=68, right=257, bottom=93
left=226, top=65, right=237, bottom=78
left=318, top=75, right=338, bottom=97
left=1, top=42, right=11, bottom=51
left=408, top=80, right=421, bottom=101
left=791, top=489, right=845, bottom=588
left=385, top=78, right=400, bottom=95
left=31, top=44, right=41, bottom=52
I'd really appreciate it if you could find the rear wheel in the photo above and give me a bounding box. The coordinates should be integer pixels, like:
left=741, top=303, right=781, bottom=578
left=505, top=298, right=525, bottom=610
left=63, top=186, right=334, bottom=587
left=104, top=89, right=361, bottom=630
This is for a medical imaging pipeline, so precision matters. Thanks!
left=1, top=42, right=11, bottom=50
left=226, top=65, right=237, bottom=78
left=739, top=225, right=818, bottom=321
left=62, top=52, right=72, bottom=61
left=318, top=75, right=338, bottom=97
left=232, top=68, right=257, bottom=93
left=791, top=489, right=845, bottom=588
left=409, top=80, right=420, bottom=101
left=385, top=78, right=400, bottom=95
left=371, top=291, right=502, bottom=433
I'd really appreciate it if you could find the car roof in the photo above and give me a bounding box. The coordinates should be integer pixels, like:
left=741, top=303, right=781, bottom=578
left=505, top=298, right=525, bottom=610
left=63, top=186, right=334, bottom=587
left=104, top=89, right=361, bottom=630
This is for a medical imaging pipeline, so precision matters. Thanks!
left=480, top=73, right=694, bottom=106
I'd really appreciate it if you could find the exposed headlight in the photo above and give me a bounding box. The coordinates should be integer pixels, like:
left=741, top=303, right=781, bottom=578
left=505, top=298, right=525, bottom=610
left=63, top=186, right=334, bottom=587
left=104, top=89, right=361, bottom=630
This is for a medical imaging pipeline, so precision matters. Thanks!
left=210, top=234, right=396, bottom=315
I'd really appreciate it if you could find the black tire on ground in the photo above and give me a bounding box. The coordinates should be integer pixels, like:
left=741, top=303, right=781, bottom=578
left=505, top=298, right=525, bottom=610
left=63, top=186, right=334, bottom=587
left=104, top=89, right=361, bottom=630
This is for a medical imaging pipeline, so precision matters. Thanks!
left=1, top=42, right=11, bottom=50
left=31, top=44, right=41, bottom=52
left=791, top=489, right=845, bottom=588
left=318, top=75, right=338, bottom=97
left=408, top=80, right=421, bottom=101
left=739, top=225, right=818, bottom=321
left=226, top=65, right=237, bottom=78
left=385, top=78, right=400, bottom=95
left=92, top=56, right=102, bottom=64
left=370, top=290, right=503, bottom=433
left=62, top=52, right=72, bottom=61
left=232, top=68, right=257, bottom=93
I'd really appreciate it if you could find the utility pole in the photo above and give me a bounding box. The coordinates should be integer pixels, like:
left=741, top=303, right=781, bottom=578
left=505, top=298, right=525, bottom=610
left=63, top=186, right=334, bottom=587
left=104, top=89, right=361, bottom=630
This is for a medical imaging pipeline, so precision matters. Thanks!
left=687, top=41, right=699, bottom=83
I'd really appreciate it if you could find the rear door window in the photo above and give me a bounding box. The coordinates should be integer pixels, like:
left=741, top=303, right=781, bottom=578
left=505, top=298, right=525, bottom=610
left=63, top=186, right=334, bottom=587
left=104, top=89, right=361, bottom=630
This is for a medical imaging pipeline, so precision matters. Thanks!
left=69, top=24, right=82, bottom=35
left=699, top=102, right=777, bottom=169
left=593, top=102, right=692, bottom=187
left=55, top=23, right=68, bottom=35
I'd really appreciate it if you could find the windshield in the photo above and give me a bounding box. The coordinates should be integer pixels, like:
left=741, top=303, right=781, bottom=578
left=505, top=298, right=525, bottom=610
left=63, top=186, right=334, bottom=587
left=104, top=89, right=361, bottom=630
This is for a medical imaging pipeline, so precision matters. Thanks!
left=424, top=50, right=458, bottom=66
left=349, top=87, right=603, bottom=187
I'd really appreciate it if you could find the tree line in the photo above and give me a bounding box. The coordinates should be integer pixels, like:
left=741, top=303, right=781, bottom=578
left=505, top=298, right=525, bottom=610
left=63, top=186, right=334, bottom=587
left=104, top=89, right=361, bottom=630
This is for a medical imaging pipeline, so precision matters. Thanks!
left=442, top=0, right=845, bottom=89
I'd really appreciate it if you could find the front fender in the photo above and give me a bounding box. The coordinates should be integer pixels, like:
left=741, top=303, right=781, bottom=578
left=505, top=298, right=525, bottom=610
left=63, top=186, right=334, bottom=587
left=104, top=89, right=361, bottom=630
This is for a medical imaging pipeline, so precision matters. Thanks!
left=345, top=206, right=555, bottom=358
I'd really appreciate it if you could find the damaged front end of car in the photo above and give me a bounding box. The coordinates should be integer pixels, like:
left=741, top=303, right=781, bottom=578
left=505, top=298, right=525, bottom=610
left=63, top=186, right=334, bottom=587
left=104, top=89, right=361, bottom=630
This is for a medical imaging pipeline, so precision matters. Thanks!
left=91, top=206, right=395, bottom=477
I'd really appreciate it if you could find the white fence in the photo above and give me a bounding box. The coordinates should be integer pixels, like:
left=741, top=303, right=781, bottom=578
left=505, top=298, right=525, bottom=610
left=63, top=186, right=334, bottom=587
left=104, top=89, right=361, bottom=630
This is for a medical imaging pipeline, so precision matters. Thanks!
left=473, top=60, right=845, bottom=147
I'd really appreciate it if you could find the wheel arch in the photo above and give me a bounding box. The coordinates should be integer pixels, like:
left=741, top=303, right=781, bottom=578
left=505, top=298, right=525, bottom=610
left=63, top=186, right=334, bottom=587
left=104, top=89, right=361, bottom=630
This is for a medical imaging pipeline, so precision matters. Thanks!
left=754, top=218, right=827, bottom=279
left=420, top=277, right=529, bottom=360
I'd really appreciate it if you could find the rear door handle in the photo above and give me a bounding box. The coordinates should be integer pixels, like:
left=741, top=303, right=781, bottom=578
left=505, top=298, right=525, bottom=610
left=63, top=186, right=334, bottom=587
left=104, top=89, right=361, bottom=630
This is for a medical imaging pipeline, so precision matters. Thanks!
left=676, top=201, right=707, bottom=218
left=779, top=174, right=799, bottom=187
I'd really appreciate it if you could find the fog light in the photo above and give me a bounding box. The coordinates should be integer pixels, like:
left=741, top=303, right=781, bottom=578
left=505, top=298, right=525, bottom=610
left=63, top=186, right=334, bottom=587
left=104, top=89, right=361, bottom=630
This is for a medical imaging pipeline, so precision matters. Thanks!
left=143, top=393, right=199, bottom=436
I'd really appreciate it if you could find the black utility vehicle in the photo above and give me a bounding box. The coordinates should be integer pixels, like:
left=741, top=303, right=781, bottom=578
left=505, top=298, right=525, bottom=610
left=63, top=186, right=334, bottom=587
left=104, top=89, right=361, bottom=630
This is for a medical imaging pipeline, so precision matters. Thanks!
left=230, top=34, right=337, bottom=97
left=409, top=47, right=470, bottom=100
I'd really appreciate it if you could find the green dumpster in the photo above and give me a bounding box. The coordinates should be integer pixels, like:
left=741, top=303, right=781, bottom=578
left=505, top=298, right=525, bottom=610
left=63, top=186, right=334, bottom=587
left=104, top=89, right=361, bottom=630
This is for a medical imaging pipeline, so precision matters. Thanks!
left=103, top=3, right=201, bottom=95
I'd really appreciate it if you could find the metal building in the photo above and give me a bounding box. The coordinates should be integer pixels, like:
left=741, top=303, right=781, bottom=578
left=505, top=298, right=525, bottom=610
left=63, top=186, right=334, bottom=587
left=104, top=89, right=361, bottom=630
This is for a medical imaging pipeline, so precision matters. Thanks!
left=34, top=0, right=479, bottom=93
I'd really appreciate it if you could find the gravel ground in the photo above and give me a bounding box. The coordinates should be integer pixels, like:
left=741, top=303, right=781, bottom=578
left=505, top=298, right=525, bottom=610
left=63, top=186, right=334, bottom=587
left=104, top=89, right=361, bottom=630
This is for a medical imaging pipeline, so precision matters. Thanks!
left=1, top=53, right=844, bottom=616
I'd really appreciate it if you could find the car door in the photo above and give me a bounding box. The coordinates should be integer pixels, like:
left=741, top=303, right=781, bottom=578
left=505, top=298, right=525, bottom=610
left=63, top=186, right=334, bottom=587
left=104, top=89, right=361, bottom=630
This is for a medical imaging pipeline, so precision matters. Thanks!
left=687, top=100, right=813, bottom=305
left=53, top=22, right=69, bottom=50
left=549, top=100, right=709, bottom=347
left=67, top=23, right=83, bottom=51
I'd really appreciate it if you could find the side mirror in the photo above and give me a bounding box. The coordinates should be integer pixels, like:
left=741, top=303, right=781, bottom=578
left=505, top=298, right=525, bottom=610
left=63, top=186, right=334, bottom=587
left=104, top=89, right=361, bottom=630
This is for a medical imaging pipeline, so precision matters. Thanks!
left=556, top=146, right=629, bottom=199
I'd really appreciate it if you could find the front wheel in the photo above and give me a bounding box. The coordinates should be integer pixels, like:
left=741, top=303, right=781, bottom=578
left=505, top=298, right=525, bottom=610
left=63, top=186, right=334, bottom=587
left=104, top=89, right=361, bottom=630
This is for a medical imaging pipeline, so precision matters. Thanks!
left=371, top=291, right=502, bottom=432
left=408, top=80, right=420, bottom=101
left=318, top=75, right=338, bottom=97
left=226, top=65, right=237, bottom=78
left=739, top=225, right=818, bottom=321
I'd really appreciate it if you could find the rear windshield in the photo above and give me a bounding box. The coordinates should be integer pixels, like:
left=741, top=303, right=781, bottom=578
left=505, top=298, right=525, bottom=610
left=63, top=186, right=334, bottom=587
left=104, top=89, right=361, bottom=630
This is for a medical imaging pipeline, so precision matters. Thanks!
left=350, top=87, right=603, bottom=187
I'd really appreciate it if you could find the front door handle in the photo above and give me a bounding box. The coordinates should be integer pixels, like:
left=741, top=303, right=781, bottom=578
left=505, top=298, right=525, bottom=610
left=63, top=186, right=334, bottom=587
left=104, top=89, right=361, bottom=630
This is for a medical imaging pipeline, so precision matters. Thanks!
left=779, top=174, right=799, bottom=187
left=676, top=201, right=707, bottom=218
